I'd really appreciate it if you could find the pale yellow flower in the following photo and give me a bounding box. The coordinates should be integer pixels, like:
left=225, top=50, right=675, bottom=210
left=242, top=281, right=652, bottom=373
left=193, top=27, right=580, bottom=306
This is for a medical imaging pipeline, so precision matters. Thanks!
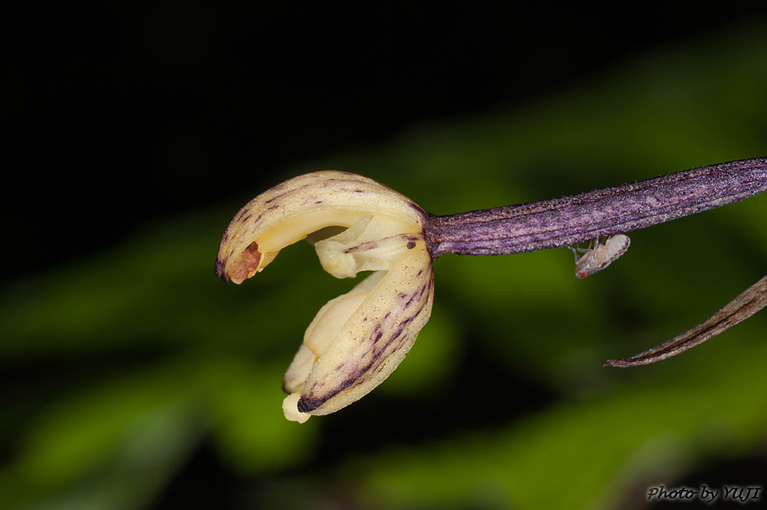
left=216, top=171, right=433, bottom=422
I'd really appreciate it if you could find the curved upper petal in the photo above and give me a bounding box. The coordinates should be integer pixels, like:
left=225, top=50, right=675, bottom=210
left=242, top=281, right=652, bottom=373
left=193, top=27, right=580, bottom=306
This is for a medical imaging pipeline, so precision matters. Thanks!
left=216, top=171, right=427, bottom=284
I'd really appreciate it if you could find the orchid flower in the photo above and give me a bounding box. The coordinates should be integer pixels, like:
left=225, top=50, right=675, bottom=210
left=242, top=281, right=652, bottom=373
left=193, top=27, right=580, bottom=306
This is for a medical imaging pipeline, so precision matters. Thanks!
left=216, top=159, right=767, bottom=422
left=215, top=172, right=433, bottom=422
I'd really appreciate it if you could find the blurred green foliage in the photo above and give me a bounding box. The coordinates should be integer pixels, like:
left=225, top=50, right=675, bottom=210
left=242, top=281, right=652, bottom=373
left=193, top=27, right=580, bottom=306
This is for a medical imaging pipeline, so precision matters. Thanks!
left=2, top=24, right=767, bottom=510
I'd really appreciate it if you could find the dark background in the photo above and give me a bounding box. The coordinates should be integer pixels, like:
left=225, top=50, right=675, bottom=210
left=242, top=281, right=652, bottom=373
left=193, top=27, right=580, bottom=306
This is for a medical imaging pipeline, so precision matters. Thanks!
left=7, top=5, right=766, bottom=284
left=4, top=6, right=767, bottom=510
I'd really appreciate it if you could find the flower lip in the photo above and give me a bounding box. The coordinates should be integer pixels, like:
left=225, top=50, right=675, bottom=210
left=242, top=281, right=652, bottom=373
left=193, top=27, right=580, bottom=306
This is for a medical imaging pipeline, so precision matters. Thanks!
left=278, top=220, right=434, bottom=420
left=286, top=235, right=434, bottom=418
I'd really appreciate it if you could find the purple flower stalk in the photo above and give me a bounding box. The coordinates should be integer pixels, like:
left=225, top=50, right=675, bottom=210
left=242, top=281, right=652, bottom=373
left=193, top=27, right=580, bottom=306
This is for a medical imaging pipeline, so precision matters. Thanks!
left=425, top=158, right=767, bottom=259
left=422, top=157, right=767, bottom=367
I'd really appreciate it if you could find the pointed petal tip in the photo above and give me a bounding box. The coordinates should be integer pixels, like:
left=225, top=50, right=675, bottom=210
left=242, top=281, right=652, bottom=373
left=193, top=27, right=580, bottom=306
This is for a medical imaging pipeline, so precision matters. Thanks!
left=214, top=258, right=229, bottom=282
left=297, top=394, right=325, bottom=414
left=603, top=357, right=653, bottom=367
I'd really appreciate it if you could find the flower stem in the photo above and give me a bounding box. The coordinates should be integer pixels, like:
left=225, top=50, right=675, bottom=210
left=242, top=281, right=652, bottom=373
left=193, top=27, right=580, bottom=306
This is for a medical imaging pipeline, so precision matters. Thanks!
left=426, top=158, right=767, bottom=259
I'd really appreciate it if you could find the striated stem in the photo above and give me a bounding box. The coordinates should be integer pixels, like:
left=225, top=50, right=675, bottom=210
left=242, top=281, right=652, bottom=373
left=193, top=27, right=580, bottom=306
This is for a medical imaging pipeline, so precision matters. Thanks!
left=426, top=158, right=767, bottom=259
left=604, top=275, right=767, bottom=367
